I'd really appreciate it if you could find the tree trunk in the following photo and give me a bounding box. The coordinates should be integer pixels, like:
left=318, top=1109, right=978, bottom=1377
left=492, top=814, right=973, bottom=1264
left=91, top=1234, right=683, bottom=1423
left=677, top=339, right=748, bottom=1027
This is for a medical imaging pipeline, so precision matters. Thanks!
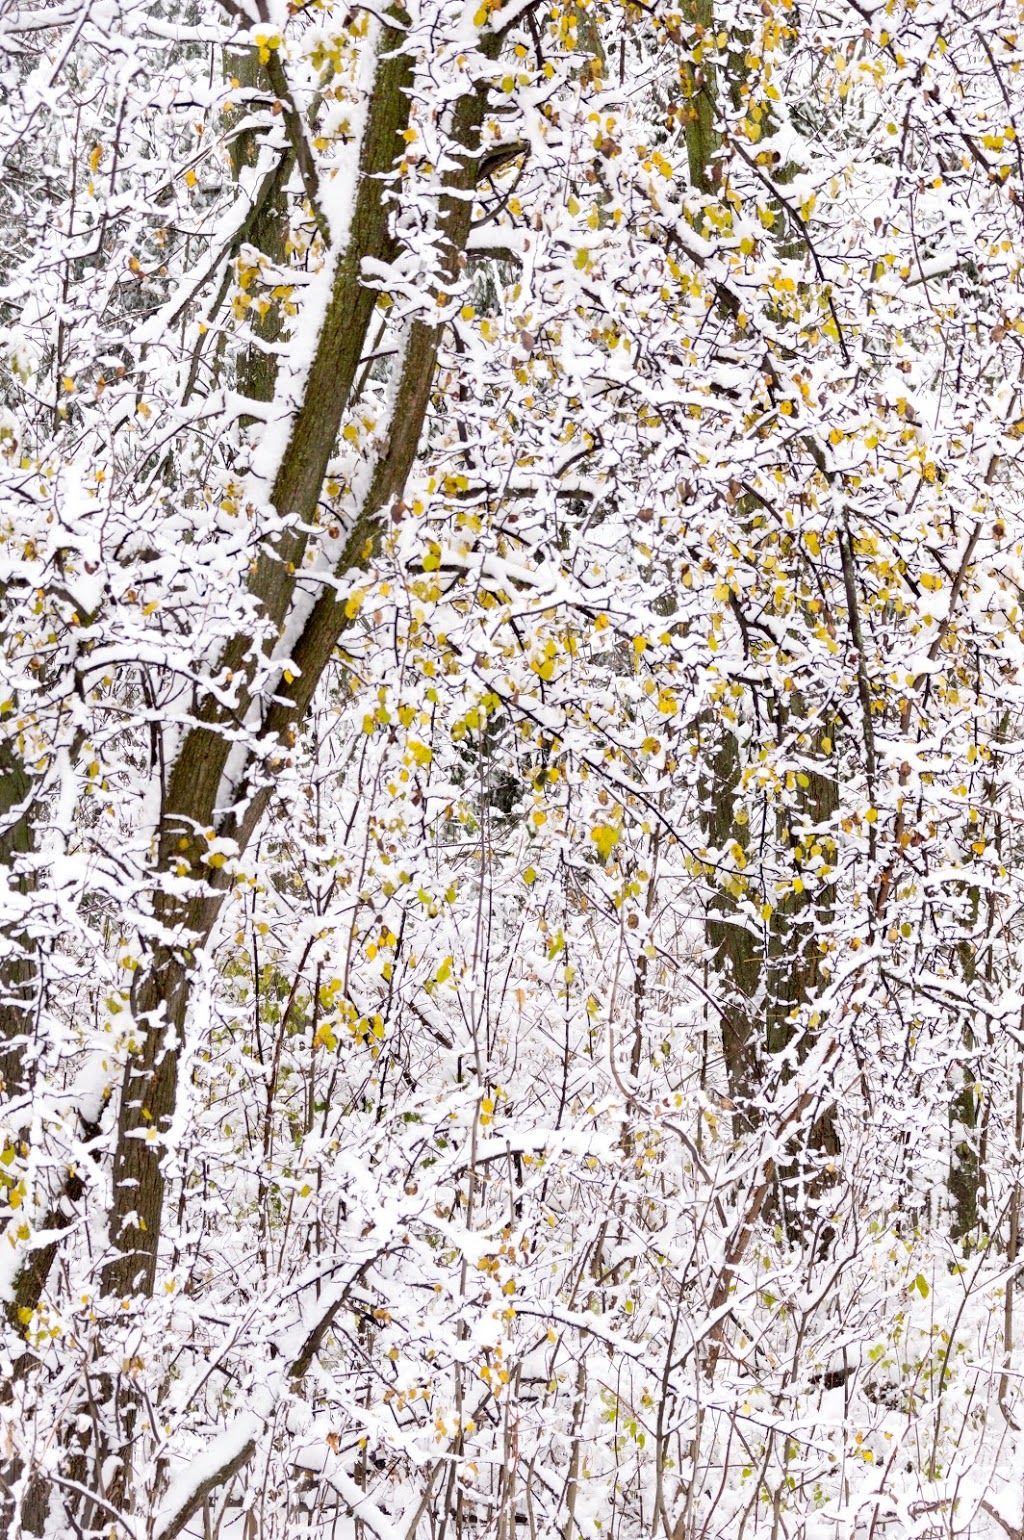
left=951, top=911, right=981, bottom=1243
left=701, top=724, right=764, bottom=1137
left=764, top=717, right=840, bottom=1237
left=99, top=17, right=503, bottom=1305
left=0, top=17, right=507, bottom=1524
left=0, top=728, right=36, bottom=1107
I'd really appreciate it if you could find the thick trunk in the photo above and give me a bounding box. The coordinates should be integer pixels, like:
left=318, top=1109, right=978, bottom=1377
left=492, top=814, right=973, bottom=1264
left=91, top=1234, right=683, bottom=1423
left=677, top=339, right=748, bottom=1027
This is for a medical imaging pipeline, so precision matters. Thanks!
left=683, top=0, right=840, bottom=1242
left=0, top=730, right=36, bottom=1107
left=702, top=702, right=840, bottom=1236
left=702, top=726, right=763, bottom=1136
left=681, top=0, right=717, bottom=196
left=101, top=22, right=501, bottom=1307
left=97, top=27, right=417, bottom=1306
left=950, top=913, right=981, bottom=1242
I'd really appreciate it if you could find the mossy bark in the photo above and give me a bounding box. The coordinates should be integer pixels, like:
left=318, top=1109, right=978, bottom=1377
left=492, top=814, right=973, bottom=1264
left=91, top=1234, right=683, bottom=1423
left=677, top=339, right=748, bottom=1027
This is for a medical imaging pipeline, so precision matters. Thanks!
left=228, top=48, right=291, bottom=426
left=681, top=0, right=717, bottom=194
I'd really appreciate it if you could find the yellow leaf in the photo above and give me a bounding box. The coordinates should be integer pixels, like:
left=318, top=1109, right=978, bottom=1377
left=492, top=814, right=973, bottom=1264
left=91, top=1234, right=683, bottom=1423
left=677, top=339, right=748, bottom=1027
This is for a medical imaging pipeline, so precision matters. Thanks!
left=591, top=824, right=619, bottom=862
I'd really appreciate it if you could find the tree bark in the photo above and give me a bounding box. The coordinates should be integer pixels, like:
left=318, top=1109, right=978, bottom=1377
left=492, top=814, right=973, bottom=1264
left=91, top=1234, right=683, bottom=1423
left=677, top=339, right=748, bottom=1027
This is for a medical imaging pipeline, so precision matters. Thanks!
left=101, top=17, right=503, bottom=1304
left=0, top=723, right=37, bottom=1107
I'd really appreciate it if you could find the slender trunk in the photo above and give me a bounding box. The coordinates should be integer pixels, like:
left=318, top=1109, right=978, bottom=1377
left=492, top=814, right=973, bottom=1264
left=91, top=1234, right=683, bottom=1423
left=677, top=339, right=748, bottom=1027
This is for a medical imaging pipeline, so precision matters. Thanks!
left=765, top=714, right=840, bottom=1235
left=950, top=909, right=981, bottom=1243
left=229, top=48, right=292, bottom=428
left=563, top=1357, right=587, bottom=1540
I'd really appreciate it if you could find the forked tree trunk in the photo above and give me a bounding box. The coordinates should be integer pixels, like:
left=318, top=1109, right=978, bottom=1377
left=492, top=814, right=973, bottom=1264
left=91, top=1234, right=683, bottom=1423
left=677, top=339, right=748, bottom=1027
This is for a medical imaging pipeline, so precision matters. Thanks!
left=1, top=13, right=505, bottom=1527
left=100, top=16, right=503, bottom=1306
